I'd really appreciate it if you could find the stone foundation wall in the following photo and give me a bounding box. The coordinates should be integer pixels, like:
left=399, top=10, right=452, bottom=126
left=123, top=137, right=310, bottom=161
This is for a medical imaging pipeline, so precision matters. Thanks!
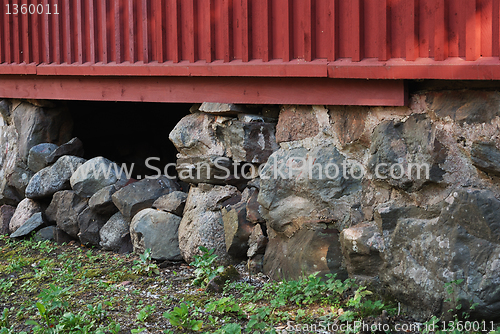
left=1, top=91, right=500, bottom=320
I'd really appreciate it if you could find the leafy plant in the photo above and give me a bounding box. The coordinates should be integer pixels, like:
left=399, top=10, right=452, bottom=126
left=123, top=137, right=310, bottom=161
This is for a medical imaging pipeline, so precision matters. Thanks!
left=190, top=246, right=224, bottom=287
left=0, top=308, right=9, bottom=328
left=136, top=304, right=156, bottom=323
left=210, top=323, right=242, bottom=334
left=0, top=279, right=13, bottom=294
left=132, top=248, right=160, bottom=276
left=163, top=302, right=203, bottom=331
left=205, top=297, right=243, bottom=317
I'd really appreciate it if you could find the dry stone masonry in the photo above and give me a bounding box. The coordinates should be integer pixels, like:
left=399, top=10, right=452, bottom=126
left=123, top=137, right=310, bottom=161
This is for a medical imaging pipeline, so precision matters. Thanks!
left=2, top=92, right=500, bottom=321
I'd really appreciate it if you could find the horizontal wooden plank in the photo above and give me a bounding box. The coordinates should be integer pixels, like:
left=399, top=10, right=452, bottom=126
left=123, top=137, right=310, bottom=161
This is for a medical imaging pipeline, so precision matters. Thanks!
left=35, top=59, right=328, bottom=77
left=3, top=57, right=499, bottom=80
left=0, top=75, right=405, bottom=106
left=0, top=63, right=37, bottom=74
left=328, top=57, right=500, bottom=80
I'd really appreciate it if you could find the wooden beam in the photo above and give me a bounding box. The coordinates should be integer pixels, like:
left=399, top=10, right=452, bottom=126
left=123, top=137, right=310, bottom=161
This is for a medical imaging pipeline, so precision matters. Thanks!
left=0, top=75, right=406, bottom=106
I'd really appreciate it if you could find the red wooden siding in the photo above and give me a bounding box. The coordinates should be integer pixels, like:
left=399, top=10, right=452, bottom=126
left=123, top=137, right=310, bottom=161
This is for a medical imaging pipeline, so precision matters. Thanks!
left=1, top=0, right=500, bottom=105
left=0, top=0, right=499, bottom=73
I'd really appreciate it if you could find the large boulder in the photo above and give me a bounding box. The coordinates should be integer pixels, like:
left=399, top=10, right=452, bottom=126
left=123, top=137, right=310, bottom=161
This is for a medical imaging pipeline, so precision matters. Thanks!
left=0, top=205, right=15, bottom=235
left=169, top=113, right=227, bottom=158
left=341, top=189, right=500, bottom=321
left=258, top=143, right=362, bottom=280
left=368, top=114, right=447, bottom=192
left=0, top=121, right=21, bottom=205
left=130, top=208, right=182, bottom=261
left=25, top=156, right=86, bottom=199
left=6, top=161, right=34, bottom=199
left=9, top=198, right=41, bottom=233
left=27, top=143, right=58, bottom=172
left=45, top=137, right=84, bottom=164
left=10, top=212, right=46, bottom=238
left=179, top=184, right=240, bottom=265
left=112, top=176, right=179, bottom=220
left=12, top=101, right=73, bottom=162
left=70, top=157, right=127, bottom=198
left=45, top=190, right=88, bottom=238
left=99, top=212, right=130, bottom=252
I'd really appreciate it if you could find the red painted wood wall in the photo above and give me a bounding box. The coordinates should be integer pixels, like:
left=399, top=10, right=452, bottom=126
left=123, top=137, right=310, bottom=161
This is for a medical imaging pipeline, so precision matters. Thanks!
left=0, top=0, right=499, bottom=105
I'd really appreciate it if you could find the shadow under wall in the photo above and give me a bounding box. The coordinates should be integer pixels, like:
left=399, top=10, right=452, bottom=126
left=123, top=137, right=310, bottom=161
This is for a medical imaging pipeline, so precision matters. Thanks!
left=67, top=101, right=190, bottom=180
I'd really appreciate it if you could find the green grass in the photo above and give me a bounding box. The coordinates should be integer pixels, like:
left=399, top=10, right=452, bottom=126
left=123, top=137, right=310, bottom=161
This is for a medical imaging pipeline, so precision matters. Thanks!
left=1, top=235, right=499, bottom=334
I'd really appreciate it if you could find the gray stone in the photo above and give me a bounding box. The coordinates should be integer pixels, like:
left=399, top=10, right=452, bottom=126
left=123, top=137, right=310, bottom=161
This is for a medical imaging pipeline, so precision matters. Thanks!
left=246, top=188, right=264, bottom=223
left=9, top=198, right=41, bottom=233
left=26, top=156, right=87, bottom=199
left=205, top=266, right=240, bottom=293
left=12, top=101, right=73, bottom=162
left=77, top=207, right=111, bottom=247
left=368, top=114, right=447, bottom=192
left=199, top=102, right=248, bottom=115
left=130, top=208, right=183, bottom=261
left=46, top=190, right=88, bottom=238
left=89, top=185, right=119, bottom=215
left=222, top=120, right=279, bottom=163
left=427, top=90, right=500, bottom=125
left=34, top=226, right=56, bottom=242
left=258, top=144, right=361, bottom=237
left=257, top=143, right=361, bottom=280
left=471, top=141, right=500, bottom=176
left=46, top=137, right=84, bottom=164
left=176, top=156, right=235, bottom=185
left=264, top=223, right=347, bottom=281
left=0, top=123, right=20, bottom=205
left=152, top=191, right=187, bottom=216
left=169, top=113, right=227, bottom=158
left=340, top=222, right=384, bottom=278
left=0, top=100, right=11, bottom=124
left=0, top=205, right=15, bottom=235
left=222, top=201, right=254, bottom=259
left=99, top=212, right=130, bottom=251
left=7, top=161, right=34, bottom=199
left=28, top=143, right=58, bottom=172
left=70, top=157, right=127, bottom=198
left=112, top=176, right=179, bottom=220
left=247, top=224, right=267, bottom=258
left=341, top=189, right=500, bottom=321
left=179, top=184, right=240, bottom=265
left=54, top=227, right=74, bottom=244
left=10, top=212, right=46, bottom=238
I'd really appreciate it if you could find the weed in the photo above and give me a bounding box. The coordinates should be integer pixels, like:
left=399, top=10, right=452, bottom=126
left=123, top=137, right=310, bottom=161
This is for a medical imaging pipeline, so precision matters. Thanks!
left=132, top=248, right=160, bottom=276
left=0, top=279, right=13, bottom=294
left=136, top=304, right=156, bottom=323
left=163, top=302, right=203, bottom=331
left=191, top=246, right=224, bottom=287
